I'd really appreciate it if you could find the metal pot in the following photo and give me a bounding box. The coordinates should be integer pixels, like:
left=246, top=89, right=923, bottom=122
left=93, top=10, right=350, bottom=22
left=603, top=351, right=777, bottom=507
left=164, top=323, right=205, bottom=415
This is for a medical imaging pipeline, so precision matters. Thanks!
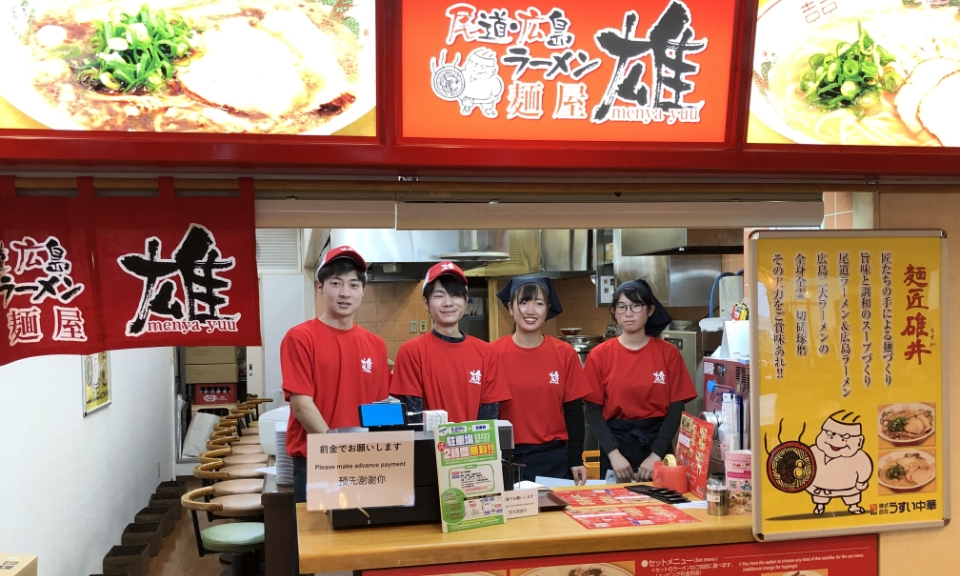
left=560, top=335, right=602, bottom=364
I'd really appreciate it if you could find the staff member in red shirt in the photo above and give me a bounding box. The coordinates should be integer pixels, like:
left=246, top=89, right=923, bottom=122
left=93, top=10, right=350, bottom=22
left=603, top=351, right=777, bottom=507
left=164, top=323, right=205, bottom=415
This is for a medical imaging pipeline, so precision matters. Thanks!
left=584, top=279, right=697, bottom=483
left=281, top=246, right=390, bottom=502
left=493, top=276, right=590, bottom=484
left=391, top=262, right=510, bottom=422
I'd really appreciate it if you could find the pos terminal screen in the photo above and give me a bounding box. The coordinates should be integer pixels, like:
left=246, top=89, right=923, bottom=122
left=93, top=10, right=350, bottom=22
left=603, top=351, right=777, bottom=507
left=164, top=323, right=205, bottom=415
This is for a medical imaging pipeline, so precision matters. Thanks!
left=358, top=403, right=406, bottom=428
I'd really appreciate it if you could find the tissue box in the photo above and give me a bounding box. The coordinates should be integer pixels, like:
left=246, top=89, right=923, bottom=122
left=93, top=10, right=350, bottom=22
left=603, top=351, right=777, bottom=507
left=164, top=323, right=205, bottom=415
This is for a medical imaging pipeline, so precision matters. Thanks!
left=0, top=554, right=37, bottom=576
left=725, top=450, right=752, bottom=515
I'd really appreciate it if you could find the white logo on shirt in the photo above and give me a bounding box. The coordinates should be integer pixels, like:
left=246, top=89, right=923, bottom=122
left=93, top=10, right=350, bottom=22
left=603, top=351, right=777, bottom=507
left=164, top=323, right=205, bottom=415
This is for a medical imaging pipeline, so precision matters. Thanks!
left=361, top=358, right=373, bottom=374
left=548, top=371, right=560, bottom=385
left=653, top=371, right=666, bottom=384
left=469, top=369, right=482, bottom=385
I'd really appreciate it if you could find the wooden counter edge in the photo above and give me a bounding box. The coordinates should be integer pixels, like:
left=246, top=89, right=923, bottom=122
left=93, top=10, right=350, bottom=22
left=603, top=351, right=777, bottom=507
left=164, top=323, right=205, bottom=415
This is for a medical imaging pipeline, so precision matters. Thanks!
left=297, top=503, right=754, bottom=573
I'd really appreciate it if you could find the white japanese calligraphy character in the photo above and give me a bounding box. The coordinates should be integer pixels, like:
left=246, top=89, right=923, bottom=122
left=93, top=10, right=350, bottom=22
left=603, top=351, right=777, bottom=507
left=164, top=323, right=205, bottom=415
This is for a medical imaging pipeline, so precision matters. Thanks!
left=553, top=82, right=589, bottom=119
left=7, top=306, right=43, bottom=346
left=53, top=306, right=87, bottom=342
left=506, top=80, right=544, bottom=120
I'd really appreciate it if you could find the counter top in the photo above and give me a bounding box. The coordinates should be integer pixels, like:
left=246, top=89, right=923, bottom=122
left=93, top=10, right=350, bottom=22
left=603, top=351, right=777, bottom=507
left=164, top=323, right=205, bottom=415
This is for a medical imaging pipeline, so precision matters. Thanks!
left=297, top=487, right=754, bottom=573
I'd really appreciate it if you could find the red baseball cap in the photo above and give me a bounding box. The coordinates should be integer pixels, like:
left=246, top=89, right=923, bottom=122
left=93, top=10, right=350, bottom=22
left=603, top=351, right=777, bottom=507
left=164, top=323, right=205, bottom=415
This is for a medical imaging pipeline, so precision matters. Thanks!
left=318, top=245, right=367, bottom=273
left=423, top=261, right=467, bottom=292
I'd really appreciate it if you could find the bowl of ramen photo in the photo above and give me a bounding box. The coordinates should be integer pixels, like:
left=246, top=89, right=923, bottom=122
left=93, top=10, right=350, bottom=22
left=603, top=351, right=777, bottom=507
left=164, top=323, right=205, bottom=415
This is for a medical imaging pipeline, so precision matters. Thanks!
left=877, top=449, right=936, bottom=493
left=0, top=0, right=376, bottom=135
left=750, top=0, right=960, bottom=146
left=878, top=403, right=935, bottom=446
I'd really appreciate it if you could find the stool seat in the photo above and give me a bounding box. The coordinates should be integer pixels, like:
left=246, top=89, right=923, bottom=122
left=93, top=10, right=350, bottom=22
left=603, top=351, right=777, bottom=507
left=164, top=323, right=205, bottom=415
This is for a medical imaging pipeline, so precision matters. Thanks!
left=222, top=464, right=265, bottom=479
left=234, top=436, right=260, bottom=446
left=213, top=479, right=264, bottom=496
left=223, top=453, right=269, bottom=466
left=240, top=428, right=259, bottom=436
left=210, top=494, right=264, bottom=518
left=249, top=421, right=259, bottom=427
left=230, top=445, right=264, bottom=455
left=201, top=522, right=264, bottom=553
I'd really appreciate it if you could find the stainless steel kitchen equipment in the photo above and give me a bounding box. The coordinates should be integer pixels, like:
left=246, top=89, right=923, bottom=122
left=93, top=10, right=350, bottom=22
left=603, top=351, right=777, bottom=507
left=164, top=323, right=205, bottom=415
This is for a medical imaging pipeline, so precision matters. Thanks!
left=326, top=229, right=510, bottom=281
left=660, top=320, right=704, bottom=416
left=559, top=334, right=602, bottom=365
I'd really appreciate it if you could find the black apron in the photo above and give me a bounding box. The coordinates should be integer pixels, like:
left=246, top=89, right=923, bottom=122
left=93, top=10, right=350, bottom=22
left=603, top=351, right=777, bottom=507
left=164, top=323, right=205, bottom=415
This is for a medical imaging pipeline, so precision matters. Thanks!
left=599, top=417, right=663, bottom=479
left=513, top=440, right=571, bottom=481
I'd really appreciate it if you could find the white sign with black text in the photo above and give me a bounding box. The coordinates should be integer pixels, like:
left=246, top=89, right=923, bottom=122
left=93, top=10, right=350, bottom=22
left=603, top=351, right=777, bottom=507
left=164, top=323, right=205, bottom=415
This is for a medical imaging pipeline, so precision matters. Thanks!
left=503, top=487, right=539, bottom=520
left=306, top=431, right=415, bottom=512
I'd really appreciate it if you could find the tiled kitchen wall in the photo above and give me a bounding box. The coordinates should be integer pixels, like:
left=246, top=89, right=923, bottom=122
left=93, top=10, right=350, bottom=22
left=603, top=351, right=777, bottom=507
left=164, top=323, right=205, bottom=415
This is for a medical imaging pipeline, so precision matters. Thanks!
left=316, top=281, right=429, bottom=361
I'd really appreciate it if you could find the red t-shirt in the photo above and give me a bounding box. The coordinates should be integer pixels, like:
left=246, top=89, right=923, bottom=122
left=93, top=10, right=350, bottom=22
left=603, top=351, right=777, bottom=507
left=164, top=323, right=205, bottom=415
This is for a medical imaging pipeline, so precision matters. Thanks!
left=281, top=319, right=389, bottom=457
left=493, top=335, right=590, bottom=446
left=583, top=337, right=697, bottom=421
left=390, top=332, right=511, bottom=423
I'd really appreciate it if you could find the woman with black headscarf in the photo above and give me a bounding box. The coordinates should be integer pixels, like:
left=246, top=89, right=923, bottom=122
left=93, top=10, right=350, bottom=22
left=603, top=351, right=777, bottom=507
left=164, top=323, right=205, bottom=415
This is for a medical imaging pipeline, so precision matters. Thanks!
left=584, top=279, right=697, bottom=484
left=493, top=276, right=591, bottom=484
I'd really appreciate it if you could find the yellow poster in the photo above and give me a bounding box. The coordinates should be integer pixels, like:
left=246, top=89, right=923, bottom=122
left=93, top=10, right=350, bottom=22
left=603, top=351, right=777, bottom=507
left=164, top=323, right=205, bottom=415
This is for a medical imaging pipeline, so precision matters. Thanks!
left=751, top=231, right=949, bottom=541
left=83, top=351, right=110, bottom=416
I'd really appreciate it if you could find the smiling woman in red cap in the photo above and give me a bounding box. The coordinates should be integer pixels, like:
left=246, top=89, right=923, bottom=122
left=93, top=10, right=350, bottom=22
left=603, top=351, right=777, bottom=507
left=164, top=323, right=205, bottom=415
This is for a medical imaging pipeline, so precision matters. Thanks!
left=584, top=279, right=697, bottom=484
left=493, top=276, right=591, bottom=484
left=280, top=246, right=390, bottom=503
left=390, top=261, right=511, bottom=423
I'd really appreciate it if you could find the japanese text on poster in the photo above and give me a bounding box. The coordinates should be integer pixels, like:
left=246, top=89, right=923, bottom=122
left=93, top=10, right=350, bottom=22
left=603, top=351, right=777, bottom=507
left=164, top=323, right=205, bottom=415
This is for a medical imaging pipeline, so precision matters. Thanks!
left=752, top=232, right=948, bottom=541
left=435, top=420, right=506, bottom=532
left=675, top=412, right=714, bottom=500
left=365, top=534, right=879, bottom=576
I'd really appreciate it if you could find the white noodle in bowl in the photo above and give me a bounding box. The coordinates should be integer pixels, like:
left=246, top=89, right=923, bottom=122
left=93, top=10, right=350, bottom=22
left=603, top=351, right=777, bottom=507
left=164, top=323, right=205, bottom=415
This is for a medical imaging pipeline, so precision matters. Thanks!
left=877, top=449, right=936, bottom=493
left=878, top=402, right=935, bottom=446
left=751, top=0, right=960, bottom=146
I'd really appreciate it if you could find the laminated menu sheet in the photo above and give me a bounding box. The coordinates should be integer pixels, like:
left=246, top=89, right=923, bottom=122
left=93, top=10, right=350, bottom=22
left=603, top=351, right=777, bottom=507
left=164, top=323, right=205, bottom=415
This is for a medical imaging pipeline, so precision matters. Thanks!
left=564, top=505, right=699, bottom=530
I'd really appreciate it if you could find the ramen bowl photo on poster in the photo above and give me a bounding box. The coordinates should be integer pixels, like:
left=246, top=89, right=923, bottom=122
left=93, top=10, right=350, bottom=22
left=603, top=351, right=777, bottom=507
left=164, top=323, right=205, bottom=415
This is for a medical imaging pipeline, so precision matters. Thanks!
left=877, top=449, right=936, bottom=493
left=0, top=0, right=376, bottom=134
left=878, top=403, right=936, bottom=447
left=750, top=0, right=960, bottom=146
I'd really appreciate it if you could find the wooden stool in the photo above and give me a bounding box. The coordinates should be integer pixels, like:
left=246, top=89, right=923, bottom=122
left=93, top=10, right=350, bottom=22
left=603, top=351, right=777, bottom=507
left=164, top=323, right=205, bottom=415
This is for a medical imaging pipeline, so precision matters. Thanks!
left=213, top=479, right=264, bottom=497
left=182, top=487, right=263, bottom=576
left=221, top=464, right=265, bottom=480
left=230, top=445, right=264, bottom=455
left=223, top=453, right=269, bottom=466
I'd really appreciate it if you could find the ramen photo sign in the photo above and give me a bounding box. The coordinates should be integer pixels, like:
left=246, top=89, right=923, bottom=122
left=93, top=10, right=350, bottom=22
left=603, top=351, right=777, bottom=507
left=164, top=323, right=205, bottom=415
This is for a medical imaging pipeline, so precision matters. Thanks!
left=750, top=230, right=950, bottom=541
left=749, top=0, right=960, bottom=146
left=0, top=0, right=376, bottom=136
left=401, top=0, right=738, bottom=142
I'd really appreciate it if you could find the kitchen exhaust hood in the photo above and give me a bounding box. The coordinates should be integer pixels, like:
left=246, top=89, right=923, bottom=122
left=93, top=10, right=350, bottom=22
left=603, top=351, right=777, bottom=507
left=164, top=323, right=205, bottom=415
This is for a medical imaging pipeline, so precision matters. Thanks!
left=326, top=229, right=510, bottom=281
left=619, top=228, right=744, bottom=256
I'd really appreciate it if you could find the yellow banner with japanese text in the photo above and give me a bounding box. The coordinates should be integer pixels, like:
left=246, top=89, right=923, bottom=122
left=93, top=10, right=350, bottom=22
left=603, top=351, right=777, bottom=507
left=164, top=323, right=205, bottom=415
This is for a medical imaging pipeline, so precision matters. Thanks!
left=752, top=232, right=948, bottom=540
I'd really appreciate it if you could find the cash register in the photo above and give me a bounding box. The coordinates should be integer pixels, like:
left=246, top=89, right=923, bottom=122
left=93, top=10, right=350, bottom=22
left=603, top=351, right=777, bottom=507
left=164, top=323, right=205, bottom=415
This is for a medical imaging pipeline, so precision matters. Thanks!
left=327, top=403, right=515, bottom=529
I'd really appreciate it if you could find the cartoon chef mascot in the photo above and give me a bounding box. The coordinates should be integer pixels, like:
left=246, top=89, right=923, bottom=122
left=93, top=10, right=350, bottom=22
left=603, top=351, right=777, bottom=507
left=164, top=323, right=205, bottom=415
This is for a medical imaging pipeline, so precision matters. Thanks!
left=807, top=411, right=874, bottom=515
left=460, top=47, right=504, bottom=118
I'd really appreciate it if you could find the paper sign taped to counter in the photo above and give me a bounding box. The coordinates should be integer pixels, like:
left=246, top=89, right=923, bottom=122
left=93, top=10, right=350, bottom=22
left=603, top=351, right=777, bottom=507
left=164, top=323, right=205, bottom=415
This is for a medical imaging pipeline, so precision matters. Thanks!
left=306, top=431, right=414, bottom=512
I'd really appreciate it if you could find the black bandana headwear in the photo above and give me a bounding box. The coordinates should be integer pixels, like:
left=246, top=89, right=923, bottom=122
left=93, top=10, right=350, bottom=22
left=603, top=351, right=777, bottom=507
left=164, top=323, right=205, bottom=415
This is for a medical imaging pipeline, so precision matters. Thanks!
left=496, top=276, right=563, bottom=320
left=612, top=279, right=673, bottom=337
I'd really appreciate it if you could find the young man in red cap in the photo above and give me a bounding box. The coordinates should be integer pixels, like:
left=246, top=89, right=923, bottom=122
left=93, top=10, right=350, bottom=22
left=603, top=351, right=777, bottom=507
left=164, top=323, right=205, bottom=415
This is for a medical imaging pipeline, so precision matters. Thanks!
left=280, top=246, right=390, bottom=502
left=390, top=261, right=510, bottom=423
